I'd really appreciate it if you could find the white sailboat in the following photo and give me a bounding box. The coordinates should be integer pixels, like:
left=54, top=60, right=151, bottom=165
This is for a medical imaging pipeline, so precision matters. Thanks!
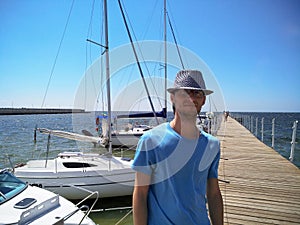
left=0, top=169, right=96, bottom=225
left=96, top=109, right=166, bottom=148
left=95, top=0, right=169, bottom=148
left=14, top=0, right=135, bottom=200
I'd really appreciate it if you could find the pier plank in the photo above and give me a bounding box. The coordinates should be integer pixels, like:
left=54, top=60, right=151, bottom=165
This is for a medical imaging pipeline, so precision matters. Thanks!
left=217, top=117, right=300, bottom=225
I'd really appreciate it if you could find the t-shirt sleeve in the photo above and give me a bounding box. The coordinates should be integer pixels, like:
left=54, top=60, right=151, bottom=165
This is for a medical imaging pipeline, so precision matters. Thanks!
left=208, top=140, right=220, bottom=179
left=131, top=135, right=153, bottom=175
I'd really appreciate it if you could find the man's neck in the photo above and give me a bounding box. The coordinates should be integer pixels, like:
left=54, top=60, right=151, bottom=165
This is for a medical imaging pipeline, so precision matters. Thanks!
left=170, top=113, right=199, bottom=139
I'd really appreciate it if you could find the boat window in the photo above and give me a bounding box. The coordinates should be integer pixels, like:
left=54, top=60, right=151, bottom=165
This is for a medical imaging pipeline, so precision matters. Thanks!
left=0, top=170, right=27, bottom=204
left=62, top=162, right=97, bottom=168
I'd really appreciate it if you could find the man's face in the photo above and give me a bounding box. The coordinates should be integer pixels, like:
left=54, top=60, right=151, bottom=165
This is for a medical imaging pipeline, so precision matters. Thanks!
left=171, top=89, right=206, bottom=116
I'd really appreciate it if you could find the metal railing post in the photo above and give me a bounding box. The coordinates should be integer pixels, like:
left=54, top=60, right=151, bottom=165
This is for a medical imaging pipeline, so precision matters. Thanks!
left=247, top=115, right=250, bottom=130
left=289, top=120, right=298, bottom=162
left=255, top=117, right=258, bottom=137
left=271, top=118, right=275, bottom=148
left=261, top=117, right=264, bottom=142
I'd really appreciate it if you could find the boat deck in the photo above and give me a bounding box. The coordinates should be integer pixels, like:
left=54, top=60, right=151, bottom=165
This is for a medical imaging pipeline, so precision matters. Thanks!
left=217, top=117, right=300, bottom=224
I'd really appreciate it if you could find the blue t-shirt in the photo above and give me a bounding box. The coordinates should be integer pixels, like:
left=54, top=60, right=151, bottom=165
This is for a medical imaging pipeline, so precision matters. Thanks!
left=132, top=123, right=220, bottom=225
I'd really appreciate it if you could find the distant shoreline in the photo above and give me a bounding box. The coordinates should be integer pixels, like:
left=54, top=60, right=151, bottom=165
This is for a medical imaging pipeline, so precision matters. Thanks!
left=0, top=108, right=86, bottom=115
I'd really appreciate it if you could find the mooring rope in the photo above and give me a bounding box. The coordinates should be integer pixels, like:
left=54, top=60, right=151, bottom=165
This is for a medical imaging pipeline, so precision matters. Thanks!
left=115, top=209, right=133, bottom=225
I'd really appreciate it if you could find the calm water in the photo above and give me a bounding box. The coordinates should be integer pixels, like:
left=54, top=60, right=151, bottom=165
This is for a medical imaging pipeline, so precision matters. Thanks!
left=0, top=113, right=98, bottom=167
left=0, top=112, right=299, bottom=224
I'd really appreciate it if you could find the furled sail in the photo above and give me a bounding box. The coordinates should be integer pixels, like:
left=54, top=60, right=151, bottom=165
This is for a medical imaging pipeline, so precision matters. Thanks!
left=38, top=128, right=100, bottom=144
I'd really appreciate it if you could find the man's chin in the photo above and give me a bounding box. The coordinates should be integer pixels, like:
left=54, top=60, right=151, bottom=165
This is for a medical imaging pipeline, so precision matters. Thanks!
left=179, top=110, right=198, bottom=118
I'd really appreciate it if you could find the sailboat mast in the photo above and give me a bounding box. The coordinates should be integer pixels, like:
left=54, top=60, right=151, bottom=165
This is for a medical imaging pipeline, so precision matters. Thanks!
left=104, top=0, right=112, bottom=154
left=118, top=0, right=159, bottom=125
left=164, top=0, right=167, bottom=121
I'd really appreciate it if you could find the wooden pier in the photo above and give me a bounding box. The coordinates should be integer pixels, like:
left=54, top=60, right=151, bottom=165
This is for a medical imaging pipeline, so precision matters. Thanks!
left=217, top=117, right=300, bottom=224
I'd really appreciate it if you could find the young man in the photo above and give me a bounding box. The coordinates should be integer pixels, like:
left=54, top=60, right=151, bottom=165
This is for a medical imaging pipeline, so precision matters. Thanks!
left=132, top=70, right=223, bottom=225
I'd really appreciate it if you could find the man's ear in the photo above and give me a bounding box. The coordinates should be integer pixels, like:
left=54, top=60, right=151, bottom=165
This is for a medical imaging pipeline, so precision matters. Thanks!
left=170, top=93, right=175, bottom=103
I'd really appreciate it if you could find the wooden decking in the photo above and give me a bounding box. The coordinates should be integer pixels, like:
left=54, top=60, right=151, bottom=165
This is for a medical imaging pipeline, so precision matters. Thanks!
left=217, top=117, right=300, bottom=224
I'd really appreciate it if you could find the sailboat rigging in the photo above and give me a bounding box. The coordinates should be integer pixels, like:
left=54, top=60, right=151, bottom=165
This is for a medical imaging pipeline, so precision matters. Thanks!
left=14, top=0, right=135, bottom=200
left=103, top=0, right=112, bottom=154
left=95, top=0, right=170, bottom=148
left=118, top=0, right=159, bottom=125
left=33, top=0, right=182, bottom=149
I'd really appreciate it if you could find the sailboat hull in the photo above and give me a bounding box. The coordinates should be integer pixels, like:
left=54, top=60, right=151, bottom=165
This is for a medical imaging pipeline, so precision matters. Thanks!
left=14, top=153, right=135, bottom=199
left=110, top=133, right=143, bottom=147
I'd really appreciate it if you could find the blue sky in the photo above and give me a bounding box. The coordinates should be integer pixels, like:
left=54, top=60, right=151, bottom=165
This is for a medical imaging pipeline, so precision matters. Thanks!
left=0, top=0, right=299, bottom=112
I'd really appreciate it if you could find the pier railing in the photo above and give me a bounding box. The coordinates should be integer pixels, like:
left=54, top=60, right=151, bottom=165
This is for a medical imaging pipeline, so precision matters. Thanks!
left=231, top=114, right=298, bottom=165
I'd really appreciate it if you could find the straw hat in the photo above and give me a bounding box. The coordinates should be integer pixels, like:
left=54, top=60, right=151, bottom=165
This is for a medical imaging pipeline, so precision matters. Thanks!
left=167, top=70, right=213, bottom=95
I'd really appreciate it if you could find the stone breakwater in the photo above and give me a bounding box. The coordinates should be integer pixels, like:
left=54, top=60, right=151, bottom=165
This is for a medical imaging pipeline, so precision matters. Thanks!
left=0, top=108, right=85, bottom=115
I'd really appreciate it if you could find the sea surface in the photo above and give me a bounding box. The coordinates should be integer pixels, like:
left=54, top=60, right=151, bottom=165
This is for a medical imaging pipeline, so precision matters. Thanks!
left=0, top=112, right=299, bottom=224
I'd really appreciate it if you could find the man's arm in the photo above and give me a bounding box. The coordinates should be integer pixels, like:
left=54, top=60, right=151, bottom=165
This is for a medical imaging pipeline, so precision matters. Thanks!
left=207, top=178, right=224, bottom=225
left=133, top=171, right=150, bottom=225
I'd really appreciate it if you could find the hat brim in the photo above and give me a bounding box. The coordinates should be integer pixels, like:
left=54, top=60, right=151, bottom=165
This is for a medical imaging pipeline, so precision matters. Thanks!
left=167, top=87, right=213, bottom=95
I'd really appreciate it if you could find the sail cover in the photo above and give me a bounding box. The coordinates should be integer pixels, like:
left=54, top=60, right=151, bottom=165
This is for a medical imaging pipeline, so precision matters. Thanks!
left=38, top=128, right=100, bottom=143
left=115, top=108, right=166, bottom=119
